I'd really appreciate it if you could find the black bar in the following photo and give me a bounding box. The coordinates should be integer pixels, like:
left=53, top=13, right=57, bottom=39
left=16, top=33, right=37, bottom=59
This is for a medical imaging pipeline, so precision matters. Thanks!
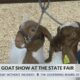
left=0, top=0, right=79, bottom=4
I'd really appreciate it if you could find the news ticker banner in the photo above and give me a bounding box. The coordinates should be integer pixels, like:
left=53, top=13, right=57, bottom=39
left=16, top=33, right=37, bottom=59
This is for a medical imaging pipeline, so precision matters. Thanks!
left=0, top=64, right=75, bottom=72
left=0, top=64, right=80, bottom=77
left=0, top=64, right=80, bottom=79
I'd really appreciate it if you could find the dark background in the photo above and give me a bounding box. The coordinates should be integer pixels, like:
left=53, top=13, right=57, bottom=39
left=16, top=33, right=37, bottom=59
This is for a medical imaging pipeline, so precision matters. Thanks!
left=0, top=0, right=79, bottom=3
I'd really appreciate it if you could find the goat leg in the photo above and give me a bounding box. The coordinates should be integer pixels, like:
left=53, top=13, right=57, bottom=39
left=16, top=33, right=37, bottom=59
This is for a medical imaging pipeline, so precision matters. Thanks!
left=45, top=46, right=54, bottom=63
left=62, top=46, right=77, bottom=64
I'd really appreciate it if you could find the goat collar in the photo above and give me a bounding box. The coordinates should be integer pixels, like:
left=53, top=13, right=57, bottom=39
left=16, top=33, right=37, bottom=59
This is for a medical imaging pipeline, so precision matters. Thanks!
left=60, top=21, right=80, bottom=29
left=19, top=30, right=32, bottom=44
left=19, top=30, right=44, bottom=44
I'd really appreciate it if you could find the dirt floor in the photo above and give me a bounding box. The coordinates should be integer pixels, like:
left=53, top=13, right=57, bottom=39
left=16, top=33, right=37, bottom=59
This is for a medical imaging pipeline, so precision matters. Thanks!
left=0, top=1, right=80, bottom=63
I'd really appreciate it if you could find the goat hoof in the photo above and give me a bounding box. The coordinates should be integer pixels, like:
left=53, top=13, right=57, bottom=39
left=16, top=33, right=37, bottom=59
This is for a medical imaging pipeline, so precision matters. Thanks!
left=45, top=59, right=51, bottom=63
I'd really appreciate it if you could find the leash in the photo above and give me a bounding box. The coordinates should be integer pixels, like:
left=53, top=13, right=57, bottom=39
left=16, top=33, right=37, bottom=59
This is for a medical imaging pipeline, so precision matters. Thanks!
left=35, top=0, right=50, bottom=33
left=35, top=0, right=63, bottom=38
left=19, top=0, right=63, bottom=43
left=34, top=0, right=63, bottom=39
left=38, top=0, right=63, bottom=26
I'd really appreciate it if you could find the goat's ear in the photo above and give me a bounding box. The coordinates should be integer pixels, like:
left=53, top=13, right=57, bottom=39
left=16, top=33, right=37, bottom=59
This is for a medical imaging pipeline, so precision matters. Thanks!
left=19, top=25, right=24, bottom=31
left=57, top=27, right=61, bottom=35
left=19, top=25, right=21, bottom=30
left=39, top=25, right=52, bottom=41
left=57, top=27, right=60, bottom=32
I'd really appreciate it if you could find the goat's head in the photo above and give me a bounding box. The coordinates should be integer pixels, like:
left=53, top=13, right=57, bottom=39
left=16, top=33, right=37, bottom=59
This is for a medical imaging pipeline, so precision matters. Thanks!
left=20, top=20, right=38, bottom=41
left=15, top=20, right=41, bottom=48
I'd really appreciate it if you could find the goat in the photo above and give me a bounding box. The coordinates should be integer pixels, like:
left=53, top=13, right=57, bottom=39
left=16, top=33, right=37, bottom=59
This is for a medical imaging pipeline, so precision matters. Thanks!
left=9, top=20, right=52, bottom=64
left=45, top=21, right=80, bottom=64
